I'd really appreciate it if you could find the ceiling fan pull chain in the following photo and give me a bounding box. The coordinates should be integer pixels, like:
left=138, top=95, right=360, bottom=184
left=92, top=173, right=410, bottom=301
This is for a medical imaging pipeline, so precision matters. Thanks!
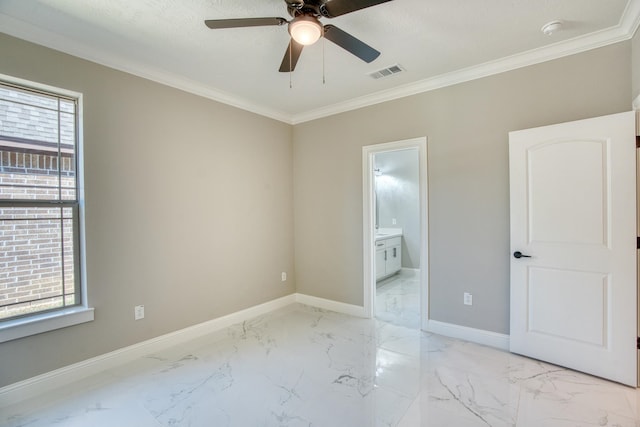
left=322, top=36, right=326, bottom=85
left=289, top=40, right=293, bottom=89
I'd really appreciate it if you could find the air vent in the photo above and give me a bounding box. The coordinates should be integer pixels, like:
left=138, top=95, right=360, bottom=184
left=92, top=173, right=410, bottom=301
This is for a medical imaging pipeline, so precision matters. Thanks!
left=368, top=64, right=405, bottom=80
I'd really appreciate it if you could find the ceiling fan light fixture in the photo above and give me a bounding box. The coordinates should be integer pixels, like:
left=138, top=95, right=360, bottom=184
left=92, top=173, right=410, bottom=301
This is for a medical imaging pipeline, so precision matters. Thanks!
left=289, top=15, right=322, bottom=45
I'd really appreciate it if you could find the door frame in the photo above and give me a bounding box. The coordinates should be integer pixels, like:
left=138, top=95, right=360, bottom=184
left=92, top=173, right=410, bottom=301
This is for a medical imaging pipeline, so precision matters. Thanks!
left=362, top=137, right=429, bottom=329
left=637, top=142, right=640, bottom=387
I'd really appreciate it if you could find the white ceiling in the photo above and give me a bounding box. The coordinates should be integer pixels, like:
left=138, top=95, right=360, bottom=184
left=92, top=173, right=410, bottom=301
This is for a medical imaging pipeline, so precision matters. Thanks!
left=1, top=0, right=639, bottom=124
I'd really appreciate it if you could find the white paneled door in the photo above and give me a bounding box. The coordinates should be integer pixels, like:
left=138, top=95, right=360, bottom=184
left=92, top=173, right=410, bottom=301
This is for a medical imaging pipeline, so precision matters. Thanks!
left=509, top=111, right=637, bottom=386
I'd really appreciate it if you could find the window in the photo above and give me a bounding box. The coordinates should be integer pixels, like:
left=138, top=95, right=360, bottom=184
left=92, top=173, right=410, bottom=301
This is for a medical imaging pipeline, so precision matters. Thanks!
left=0, top=76, right=91, bottom=341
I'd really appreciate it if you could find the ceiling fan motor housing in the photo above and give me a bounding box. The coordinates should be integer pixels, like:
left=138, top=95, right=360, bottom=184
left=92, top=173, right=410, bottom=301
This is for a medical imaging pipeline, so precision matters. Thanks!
left=286, top=0, right=324, bottom=18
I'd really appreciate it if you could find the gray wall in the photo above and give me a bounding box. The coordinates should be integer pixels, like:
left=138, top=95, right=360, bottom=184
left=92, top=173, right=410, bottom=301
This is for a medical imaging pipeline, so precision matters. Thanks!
left=294, top=42, right=632, bottom=335
left=0, top=34, right=295, bottom=387
left=374, top=149, right=420, bottom=268
left=632, top=27, right=640, bottom=101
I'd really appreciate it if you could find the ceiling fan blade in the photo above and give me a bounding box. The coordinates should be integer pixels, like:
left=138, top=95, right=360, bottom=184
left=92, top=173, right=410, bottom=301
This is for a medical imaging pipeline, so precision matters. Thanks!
left=279, top=39, right=304, bottom=72
left=323, top=25, right=380, bottom=63
left=320, top=0, right=393, bottom=18
left=204, top=17, right=287, bottom=29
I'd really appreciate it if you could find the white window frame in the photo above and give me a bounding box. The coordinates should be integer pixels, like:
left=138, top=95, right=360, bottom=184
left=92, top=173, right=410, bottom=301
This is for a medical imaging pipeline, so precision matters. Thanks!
left=0, top=73, right=92, bottom=343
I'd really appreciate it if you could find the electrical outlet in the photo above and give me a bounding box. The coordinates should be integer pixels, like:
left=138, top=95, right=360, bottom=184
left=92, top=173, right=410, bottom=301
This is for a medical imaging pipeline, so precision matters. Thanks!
left=392, top=218, right=397, bottom=225
left=134, top=305, right=145, bottom=320
left=281, top=272, right=287, bottom=282
left=463, top=293, right=473, bottom=306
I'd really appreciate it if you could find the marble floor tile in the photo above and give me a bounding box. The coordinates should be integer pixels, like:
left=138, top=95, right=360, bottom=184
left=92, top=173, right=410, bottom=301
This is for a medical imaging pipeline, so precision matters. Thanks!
left=376, top=273, right=421, bottom=329
left=2, top=303, right=639, bottom=427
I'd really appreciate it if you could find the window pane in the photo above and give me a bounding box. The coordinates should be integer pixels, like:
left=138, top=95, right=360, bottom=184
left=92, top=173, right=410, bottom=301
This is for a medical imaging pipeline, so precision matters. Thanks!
left=60, top=111, right=75, bottom=147
left=0, top=206, right=77, bottom=320
left=0, top=86, right=58, bottom=111
left=0, top=100, right=62, bottom=144
left=61, top=152, right=76, bottom=201
left=59, top=100, right=75, bottom=114
left=0, top=84, right=77, bottom=202
left=0, top=206, right=73, bottom=220
left=0, top=163, right=61, bottom=200
left=0, top=296, right=65, bottom=319
left=0, top=151, right=78, bottom=201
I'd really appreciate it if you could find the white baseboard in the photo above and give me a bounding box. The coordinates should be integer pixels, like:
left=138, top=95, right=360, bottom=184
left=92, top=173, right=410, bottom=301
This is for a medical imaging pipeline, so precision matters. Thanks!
left=294, top=293, right=366, bottom=318
left=0, top=294, right=297, bottom=408
left=426, top=319, right=510, bottom=351
left=0, top=293, right=365, bottom=408
left=1, top=296, right=511, bottom=409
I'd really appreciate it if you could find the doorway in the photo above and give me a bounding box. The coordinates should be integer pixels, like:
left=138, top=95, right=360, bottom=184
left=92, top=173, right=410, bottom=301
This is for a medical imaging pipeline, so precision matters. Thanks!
left=362, top=137, right=429, bottom=330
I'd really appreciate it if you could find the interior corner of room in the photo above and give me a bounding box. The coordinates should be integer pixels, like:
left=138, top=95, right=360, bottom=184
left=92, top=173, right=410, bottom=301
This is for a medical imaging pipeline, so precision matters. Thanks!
left=1, top=9, right=640, bottom=398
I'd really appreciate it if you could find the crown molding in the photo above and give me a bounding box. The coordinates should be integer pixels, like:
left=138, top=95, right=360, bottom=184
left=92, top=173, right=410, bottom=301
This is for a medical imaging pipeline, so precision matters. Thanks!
left=623, top=0, right=640, bottom=37
left=0, top=13, right=293, bottom=124
left=2, top=0, right=640, bottom=126
left=291, top=0, right=640, bottom=124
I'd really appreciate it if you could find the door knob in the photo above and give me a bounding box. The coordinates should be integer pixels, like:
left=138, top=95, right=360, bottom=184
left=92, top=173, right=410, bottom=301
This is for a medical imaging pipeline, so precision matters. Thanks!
left=513, top=251, right=531, bottom=259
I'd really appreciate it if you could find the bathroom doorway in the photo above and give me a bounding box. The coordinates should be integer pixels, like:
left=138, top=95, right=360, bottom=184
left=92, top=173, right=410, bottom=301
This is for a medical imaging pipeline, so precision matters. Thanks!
left=362, top=137, right=429, bottom=330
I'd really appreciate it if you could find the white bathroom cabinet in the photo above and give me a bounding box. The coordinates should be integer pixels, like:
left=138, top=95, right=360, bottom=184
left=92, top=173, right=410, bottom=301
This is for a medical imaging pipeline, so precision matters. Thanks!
left=375, top=235, right=401, bottom=280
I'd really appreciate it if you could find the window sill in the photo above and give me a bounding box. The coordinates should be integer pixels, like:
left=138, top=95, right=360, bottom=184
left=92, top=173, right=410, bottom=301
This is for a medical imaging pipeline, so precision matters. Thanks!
left=0, top=307, right=94, bottom=343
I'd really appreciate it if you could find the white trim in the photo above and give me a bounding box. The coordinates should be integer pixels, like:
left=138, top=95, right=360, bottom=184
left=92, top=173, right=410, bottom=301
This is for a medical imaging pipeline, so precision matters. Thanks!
left=623, top=0, right=640, bottom=38
left=362, top=138, right=429, bottom=331
left=0, top=293, right=364, bottom=407
left=0, top=14, right=292, bottom=125
left=293, top=0, right=640, bottom=123
left=2, top=1, right=640, bottom=125
left=294, top=293, right=366, bottom=318
left=0, top=72, right=81, bottom=99
left=0, top=307, right=94, bottom=344
left=74, top=83, right=89, bottom=312
left=426, top=320, right=510, bottom=351
left=0, top=294, right=296, bottom=408
left=0, top=292, right=515, bottom=408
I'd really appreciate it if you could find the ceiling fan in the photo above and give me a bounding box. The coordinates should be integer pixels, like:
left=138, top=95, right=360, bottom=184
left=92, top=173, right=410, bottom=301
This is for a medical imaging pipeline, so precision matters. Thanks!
left=204, top=0, right=393, bottom=72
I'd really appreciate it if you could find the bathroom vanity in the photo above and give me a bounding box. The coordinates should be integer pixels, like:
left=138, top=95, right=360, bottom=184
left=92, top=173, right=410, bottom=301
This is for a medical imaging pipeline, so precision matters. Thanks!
left=375, top=228, right=402, bottom=281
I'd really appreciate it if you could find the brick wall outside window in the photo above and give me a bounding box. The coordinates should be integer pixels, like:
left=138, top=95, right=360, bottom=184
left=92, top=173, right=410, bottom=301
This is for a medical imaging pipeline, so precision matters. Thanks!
left=0, top=150, right=77, bottom=319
